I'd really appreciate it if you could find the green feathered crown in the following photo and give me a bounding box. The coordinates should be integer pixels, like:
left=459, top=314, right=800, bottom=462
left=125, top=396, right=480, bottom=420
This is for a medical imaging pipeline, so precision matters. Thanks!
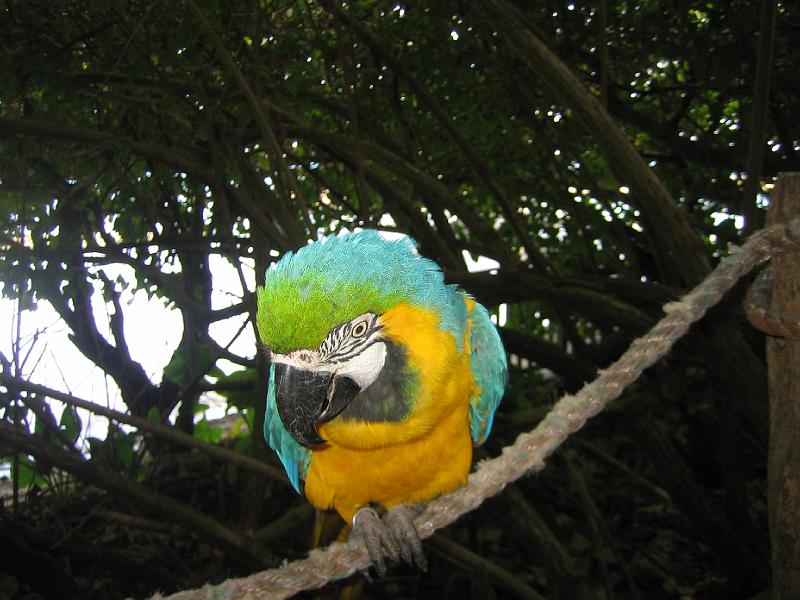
left=256, top=230, right=466, bottom=353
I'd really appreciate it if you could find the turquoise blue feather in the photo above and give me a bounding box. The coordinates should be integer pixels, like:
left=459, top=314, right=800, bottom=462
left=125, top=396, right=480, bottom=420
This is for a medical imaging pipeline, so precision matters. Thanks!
left=264, top=363, right=311, bottom=492
left=466, top=300, right=508, bottom=445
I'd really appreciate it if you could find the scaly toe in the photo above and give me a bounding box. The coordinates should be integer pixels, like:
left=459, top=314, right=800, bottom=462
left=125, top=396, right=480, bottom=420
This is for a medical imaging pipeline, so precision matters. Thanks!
left=350, top=507, right=400, bottom=576
left=384, top=504, right=428, bottom=571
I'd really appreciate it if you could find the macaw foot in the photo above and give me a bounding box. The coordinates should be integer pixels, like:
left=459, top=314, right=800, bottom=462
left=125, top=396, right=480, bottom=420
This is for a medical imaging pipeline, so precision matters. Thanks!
left=384, top=504, right=427, bottom=571
left=350, top=504, right=427, bottom=575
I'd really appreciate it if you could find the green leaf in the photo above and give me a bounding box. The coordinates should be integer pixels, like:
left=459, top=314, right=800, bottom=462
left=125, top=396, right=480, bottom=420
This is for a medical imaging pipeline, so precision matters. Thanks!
left=59, top=407, right=82, bottom=444
left=568, top=532, right=591, bottom=553
left=147, top=406, right=162, bottom=424
left=87, top=436, right=104, bottom=458
left=194, top=417, right=223, bottom=444
left=594, top=547, right=616, bottom=564
left=12, top=457, right=47, bottom=488
left=211, top=369, right=257, bottom=411
left=110, top=430, right=135, bottom=470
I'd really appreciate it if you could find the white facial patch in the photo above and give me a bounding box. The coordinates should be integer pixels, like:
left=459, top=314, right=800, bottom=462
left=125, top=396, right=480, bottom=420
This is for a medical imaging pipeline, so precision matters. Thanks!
left=269, top=312, right=386, bottom=390
left=270, top=341, right=386, bottom=392
left=334, top=341, right=386, bottom=390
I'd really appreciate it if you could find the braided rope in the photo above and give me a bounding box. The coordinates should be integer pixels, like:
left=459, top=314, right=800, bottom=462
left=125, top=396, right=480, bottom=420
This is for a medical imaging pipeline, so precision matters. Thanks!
left=157, top=217, right=800, bottom=600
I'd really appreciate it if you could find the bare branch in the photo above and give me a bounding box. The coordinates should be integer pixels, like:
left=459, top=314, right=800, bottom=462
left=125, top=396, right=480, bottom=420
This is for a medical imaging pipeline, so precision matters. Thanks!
left=319, top=0, right=556, bottom=275
left=742, top=0, right=778, bottom=234
left=474, top=0, right=712, bottom=287
left=0, top=372, right=288, bottom=485
left=0, top=420, right=277, bottom=570
left=185, top=0, right=311, bottom=241
left=427, top=533, right=548, bottom=600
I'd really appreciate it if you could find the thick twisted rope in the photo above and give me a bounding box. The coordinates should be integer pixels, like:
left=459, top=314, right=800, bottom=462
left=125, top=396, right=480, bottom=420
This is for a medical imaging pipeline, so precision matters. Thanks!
left=157, top=217, right=800, bottom=600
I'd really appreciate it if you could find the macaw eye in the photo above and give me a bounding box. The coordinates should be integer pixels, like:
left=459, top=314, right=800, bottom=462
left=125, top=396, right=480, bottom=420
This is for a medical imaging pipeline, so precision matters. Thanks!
left=351, top=320, right=369, bottom=338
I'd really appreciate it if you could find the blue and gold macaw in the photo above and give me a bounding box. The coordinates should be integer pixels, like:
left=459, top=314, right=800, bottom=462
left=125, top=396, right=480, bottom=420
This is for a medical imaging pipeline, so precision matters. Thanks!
left=256, top=230, right=507, bottom=572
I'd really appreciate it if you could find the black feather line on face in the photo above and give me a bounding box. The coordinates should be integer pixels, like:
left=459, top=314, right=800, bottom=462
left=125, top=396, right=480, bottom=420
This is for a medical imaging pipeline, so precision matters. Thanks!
left=320, top=314, right=382, bottom=363
left=338, top=340, right=413, bottom=423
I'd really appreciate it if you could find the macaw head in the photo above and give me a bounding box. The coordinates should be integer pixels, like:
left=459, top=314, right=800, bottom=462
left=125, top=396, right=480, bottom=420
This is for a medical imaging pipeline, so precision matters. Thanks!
left=256, top=230, right=466, bottom=447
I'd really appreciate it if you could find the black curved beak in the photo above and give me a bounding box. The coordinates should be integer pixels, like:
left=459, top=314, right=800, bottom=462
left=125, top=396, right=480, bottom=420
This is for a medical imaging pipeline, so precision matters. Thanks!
left=273, top=363, right=361, bottom=446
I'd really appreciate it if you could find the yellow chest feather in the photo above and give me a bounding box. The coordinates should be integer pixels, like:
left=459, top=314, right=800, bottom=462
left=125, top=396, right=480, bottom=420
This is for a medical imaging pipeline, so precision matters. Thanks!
left=304, top=302, right=475, bottom=522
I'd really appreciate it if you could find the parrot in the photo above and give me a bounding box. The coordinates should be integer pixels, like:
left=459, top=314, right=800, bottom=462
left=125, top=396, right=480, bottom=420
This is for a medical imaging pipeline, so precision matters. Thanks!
left=256, top=230, right=507, bottom=573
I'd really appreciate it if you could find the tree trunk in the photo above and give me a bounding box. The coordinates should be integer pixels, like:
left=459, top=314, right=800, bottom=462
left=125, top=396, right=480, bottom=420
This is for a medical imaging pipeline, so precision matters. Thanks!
left=742, top=0, right=777, bottom=234
left=765, top=172, right=800, bottom=600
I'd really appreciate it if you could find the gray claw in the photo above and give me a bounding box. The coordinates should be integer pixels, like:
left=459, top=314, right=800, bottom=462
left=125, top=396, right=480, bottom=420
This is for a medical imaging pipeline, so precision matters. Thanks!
left=384, top=504, right=428, bottom=571
left=350, top=507, right=399, bottom=576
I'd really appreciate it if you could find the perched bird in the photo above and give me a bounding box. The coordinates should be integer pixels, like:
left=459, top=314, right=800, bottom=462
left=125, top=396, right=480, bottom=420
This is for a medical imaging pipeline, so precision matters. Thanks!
left=256, top=230, right=507, bottom=572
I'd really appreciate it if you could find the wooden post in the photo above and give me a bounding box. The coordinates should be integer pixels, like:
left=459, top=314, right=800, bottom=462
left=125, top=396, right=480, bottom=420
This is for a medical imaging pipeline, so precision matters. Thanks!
left=765, top=172, right=800, bottom=600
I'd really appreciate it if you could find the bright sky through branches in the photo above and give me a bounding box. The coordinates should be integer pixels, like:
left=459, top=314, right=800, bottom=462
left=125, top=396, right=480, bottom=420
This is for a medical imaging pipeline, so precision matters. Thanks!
left=0, top=254, right=255, bottom=457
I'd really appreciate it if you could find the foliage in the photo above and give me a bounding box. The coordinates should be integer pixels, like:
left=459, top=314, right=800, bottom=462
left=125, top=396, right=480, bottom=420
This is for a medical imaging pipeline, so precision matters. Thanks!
left=0, top=0, right=796, bottom=598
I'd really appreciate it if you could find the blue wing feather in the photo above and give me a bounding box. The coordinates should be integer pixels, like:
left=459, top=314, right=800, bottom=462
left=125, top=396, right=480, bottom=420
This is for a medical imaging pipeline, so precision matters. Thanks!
left=467, top=300, right=508, bottom=445
left=264, top=363, right=311, bottom=492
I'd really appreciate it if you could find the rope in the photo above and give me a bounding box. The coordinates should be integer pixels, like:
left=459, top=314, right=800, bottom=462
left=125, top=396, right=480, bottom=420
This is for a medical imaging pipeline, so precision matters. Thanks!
left=156, top=217, right=800, bottom=600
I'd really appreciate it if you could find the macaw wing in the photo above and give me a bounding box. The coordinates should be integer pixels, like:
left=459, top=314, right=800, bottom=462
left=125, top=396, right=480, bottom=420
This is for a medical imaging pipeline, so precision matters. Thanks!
left=264, top=363, right=311, bottom=493
left=467, top=301, right=508, bottom=446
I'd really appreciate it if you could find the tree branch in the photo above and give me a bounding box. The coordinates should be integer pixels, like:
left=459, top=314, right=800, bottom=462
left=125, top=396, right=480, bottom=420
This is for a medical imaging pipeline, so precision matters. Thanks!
left=271, top=104, right=517, bottom=264
left=742, top=0, right=778, bottom=234
left=0, top=420, right=277, bottom=570
left=474, top=0, right=712, bottom=287
left=185, top=0, right=311, bottom=241
left=320, top=0, right=556, bottom=274
left=0, top=115, right=210, bottom=179
left=427, top=533, right=547, bottom=600
left=448, top=270, right=656, bottom=333
left=499, top=327, right=596, bottom=390
left=0, top=372, right=288, bottom=485
left=30, top=262, right=164, bottom=417
left=84, top=248, right=251, bottom=324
